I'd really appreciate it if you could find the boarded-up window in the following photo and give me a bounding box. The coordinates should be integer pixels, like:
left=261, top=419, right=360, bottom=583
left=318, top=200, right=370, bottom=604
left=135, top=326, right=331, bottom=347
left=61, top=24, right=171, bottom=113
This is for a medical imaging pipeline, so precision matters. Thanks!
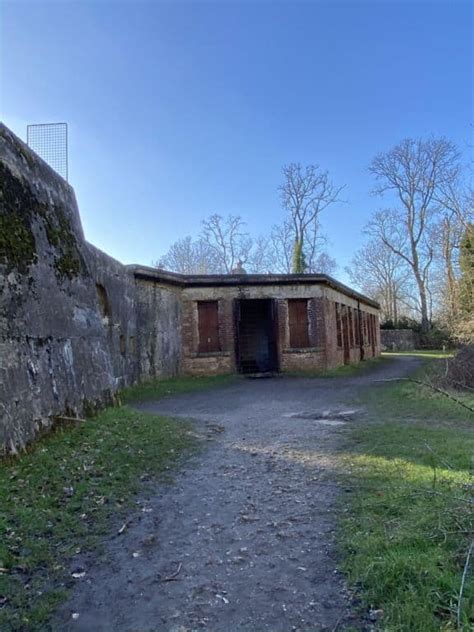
left=335, top=303, right=343, bottom=348
left=354, top=310, right=360, bottom=346
left=369, top=314, right=376, bottom=347
left=198, top=301, right=220, bottom=353
left=288, top=299, right=310, bottom=348
left=348, top=308, right=354, bottom=347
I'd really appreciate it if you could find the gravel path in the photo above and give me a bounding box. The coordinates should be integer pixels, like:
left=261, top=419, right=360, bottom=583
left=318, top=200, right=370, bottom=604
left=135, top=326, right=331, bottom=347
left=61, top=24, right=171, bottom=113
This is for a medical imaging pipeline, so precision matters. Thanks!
left=53, top=356, right=421, bottom=632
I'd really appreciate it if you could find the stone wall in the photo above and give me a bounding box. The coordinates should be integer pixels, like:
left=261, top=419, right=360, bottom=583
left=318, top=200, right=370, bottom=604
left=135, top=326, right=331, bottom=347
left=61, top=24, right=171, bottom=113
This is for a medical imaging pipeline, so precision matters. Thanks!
left=381, top=329, right=417, bottom=351
left=0, top=125, right=181, bottom=453
left=135, top=278, right=182, bottom=379
left=0, top=122, right=381, bottom=452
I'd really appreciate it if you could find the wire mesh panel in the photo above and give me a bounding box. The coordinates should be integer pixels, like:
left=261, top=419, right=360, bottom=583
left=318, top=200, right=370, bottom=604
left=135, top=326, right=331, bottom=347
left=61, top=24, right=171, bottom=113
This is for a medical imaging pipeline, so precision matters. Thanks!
left=27, top=123, right=68, bottom=181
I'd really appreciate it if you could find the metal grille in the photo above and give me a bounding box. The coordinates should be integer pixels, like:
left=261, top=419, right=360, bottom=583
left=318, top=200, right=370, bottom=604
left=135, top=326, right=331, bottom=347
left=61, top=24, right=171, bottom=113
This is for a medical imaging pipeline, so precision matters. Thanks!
left=236, top=299, right=278, bottom=374
left=27, top=123, right=68, bottom=181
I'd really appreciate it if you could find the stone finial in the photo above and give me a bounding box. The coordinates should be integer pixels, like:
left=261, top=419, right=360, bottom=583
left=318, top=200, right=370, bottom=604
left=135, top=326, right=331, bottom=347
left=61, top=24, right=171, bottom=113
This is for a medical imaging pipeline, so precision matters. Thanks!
left=231, top=260, right=247, bottom=275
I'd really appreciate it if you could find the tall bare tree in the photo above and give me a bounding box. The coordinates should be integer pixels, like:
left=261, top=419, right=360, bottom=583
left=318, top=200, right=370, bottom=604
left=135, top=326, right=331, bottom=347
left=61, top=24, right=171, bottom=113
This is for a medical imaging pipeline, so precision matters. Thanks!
left=368, top=137, right=460, bottom=332
left=268, top=220, right=294, bottom=273
left=253, top=220, right=337, bottom=275
left=246, top=236, right=273, bottom=273
left=279, top=163, right=344, bottom=272
left=346, top=238, right=414, bottom=323
left=202, top=214, right=252, bottom=273
left=155, top=236, right=218, bottom=274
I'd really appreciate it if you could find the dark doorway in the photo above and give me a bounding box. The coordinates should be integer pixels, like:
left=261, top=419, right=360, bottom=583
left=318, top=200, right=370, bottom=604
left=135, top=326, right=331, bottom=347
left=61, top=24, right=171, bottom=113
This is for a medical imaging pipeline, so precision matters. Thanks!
left=235, top=299, right=278, bottom=374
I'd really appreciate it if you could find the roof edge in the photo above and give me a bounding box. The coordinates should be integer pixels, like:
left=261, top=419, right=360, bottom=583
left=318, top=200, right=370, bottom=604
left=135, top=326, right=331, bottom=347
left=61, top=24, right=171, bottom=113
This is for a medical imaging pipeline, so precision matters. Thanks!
left=128, top=265, right=380, bottom=309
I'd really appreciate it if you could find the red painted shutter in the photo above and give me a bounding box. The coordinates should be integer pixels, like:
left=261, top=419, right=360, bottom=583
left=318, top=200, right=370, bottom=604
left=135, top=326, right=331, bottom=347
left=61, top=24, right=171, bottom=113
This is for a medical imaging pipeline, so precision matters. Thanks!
left=348, top=308, right=354, bottom=347
left=336, top=303, right=342, bottom=348
left=289, top=299, right=310, bottom=348
left=198, top=301, right=220, bottom=352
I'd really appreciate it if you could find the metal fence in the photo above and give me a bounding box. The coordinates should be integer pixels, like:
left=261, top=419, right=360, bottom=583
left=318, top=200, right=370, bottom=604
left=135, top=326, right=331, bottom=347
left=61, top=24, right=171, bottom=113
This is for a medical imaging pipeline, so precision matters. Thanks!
left=27, top=122, right=68, bottom=181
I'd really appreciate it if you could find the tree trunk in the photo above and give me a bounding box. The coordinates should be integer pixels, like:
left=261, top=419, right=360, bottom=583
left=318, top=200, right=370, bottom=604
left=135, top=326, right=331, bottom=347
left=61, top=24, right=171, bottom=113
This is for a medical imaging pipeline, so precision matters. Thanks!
left=410, top=234, right=430, bottom=333
left=417, top=277, right=430, bottom=332
left=392, top=282, right=398, bottom=326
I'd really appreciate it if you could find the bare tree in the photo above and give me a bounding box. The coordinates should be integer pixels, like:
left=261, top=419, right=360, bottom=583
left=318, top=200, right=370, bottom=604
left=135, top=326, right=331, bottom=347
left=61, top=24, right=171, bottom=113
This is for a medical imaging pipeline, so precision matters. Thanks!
left=429, top=214, right=465, bottom=322
left=202, top=214, right=253, bottom=273
left=368, top=137, right=460, bottom=332
left=436, top=179, right=474, bottom=231
left=257, top=220, right=337, bottom=275
left=246, top=236, right=273, bottom=273
left=279, top=163, right=344, bottom=272
left=346, top=238, right=414, bottom=323
left=268, top=220, right=294, bottom=273
left=313, top=252, right=337, bottom=276
left=155, top=235, right=218, bottom=274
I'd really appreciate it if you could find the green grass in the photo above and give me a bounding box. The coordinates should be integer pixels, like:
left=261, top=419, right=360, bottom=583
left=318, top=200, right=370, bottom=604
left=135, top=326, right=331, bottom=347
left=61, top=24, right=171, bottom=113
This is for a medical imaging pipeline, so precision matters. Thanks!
left=340, top=365, right=474, bottom=631
left=121, top=373, right=236, bottom=403
left=0, top=407, right=196, bottom=631
left=287, top=355, right=389, bottom=378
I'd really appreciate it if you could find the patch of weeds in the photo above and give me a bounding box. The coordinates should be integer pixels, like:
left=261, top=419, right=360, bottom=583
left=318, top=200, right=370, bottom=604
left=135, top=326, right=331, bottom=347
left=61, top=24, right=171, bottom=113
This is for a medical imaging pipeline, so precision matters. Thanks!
left=339, top=364, right=474, bottom=631
left=0, top=407, right=196, bottom=631
left=121, top=373, right=236, bottom=403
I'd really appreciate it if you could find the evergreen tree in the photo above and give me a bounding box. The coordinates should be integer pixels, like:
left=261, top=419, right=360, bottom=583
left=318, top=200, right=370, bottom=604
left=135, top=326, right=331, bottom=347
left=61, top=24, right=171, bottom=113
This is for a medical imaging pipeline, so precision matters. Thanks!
left=292, top=240, right=307, bottom=273
left=458, top=223, right=474, bottom=316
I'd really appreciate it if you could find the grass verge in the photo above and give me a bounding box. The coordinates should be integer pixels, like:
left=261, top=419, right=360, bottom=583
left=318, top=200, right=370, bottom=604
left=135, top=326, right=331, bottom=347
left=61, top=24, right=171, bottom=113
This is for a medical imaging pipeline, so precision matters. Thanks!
left=121, top=373, right=236, bottom=403
left=0, top=404, right=199, bottom=630
left=340, top=363, right=474, bottom=630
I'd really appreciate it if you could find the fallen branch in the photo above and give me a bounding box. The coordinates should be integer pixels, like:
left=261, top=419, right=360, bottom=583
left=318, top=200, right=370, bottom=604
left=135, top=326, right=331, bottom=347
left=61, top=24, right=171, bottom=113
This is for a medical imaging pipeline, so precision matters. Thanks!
left=117, top=521, right=128, bottom=535
left=54, top=416, right=86, bottom=423
left=457, top=540, right=473, bottom=630
left=161, top=562, right=182, bottom=582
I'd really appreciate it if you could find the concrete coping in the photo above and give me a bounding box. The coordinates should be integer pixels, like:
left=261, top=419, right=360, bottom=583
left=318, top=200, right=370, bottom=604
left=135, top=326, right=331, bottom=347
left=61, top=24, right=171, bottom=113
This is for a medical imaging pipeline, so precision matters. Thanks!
left=128, top=264, right=380, bottom=310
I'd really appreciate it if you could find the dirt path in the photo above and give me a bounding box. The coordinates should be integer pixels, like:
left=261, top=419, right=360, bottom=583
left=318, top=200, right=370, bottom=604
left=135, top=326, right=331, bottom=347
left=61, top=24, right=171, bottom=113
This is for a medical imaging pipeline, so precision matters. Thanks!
left=53, top=356, right=421, bottom=632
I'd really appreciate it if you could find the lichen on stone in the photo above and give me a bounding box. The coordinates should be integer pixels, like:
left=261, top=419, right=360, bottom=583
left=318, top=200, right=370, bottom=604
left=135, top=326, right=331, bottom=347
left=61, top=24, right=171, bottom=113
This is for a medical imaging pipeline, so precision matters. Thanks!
left=0, top=162, right=38, bottom=272
left=0, top=160, right=85, bottom=279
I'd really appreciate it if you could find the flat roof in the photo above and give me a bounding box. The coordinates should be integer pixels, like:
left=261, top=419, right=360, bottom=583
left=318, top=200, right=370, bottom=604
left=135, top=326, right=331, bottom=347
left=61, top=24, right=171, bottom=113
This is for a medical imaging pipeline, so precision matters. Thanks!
left=128, top=265, right=380, bottom=309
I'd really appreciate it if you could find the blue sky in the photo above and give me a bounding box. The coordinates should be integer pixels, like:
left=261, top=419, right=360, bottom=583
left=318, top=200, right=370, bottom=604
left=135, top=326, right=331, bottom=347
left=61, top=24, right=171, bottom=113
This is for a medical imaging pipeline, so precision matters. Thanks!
left=1, top=0, right=472, bottom=283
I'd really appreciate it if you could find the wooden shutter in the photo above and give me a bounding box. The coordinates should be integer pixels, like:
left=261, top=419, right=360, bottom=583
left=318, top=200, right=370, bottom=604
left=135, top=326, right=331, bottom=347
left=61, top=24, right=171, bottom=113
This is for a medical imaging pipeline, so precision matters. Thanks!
left=348, top=308, right=354, bottom=347
left=354, top=310, right=360, bottom=346
left=288, top=299, right=310, bottom=348
left=335, top=303, right=343, bottom=348
left=198, top=301, right=220, bottom=353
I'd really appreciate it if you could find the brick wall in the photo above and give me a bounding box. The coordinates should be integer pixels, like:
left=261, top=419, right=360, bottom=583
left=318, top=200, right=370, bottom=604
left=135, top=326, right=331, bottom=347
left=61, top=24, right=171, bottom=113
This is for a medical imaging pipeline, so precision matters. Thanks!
left=180, top=285, right=381, bottom=376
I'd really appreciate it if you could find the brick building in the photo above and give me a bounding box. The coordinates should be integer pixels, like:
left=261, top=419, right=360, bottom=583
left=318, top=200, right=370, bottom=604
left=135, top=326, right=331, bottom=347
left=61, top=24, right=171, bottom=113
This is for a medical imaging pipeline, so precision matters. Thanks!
left=0, top=123, right=380, bottom=450
left=133, top=267, right=381, bottom=376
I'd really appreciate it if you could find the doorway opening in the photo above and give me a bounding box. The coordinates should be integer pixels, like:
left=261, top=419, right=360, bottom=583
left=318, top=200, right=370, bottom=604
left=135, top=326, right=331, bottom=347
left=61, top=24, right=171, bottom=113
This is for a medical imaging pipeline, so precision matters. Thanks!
left=235, top=299, right=278, bottom=374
